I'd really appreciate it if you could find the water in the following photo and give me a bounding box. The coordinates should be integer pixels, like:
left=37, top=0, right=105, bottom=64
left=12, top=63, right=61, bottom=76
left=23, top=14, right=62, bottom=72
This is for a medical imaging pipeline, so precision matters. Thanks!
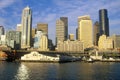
left=0, top=62, right=120, bottom=80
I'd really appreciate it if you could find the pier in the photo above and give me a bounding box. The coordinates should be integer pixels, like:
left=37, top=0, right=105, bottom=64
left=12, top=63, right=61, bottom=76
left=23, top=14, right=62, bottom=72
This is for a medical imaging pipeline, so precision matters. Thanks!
left=2, top=50, right=120, bottom=60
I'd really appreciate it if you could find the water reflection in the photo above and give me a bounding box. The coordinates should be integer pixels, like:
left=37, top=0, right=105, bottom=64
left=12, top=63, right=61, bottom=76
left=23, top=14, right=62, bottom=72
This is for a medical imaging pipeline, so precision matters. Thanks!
left=15, top=63, right=29, bottom=80
left=0, top=62, right=120, bottom=80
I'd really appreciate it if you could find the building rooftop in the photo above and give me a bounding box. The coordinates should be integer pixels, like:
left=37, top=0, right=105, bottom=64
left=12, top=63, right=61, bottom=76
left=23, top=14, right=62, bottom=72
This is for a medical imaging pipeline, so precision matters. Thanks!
left=78, top=15, right=91, bottom=20
left=24, top=6, right=30, bottom=10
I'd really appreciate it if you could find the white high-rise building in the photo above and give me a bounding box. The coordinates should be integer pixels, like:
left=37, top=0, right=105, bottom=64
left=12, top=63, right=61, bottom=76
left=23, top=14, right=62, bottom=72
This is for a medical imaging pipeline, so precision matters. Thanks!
left=78, top=15, right=93, bottom=49
left=21, top=6, right=32, bottom=48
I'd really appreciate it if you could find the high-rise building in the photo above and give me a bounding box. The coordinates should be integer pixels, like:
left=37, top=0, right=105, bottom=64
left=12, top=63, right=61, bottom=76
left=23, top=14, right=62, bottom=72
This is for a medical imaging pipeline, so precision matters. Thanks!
left=34, top=31, right=48, bottom=51
left=99, top=9, right=109, bottom=36
left=37, top=23, right=48, bottom=36
left=34, top=31, right=43, bottom=48
left=78, top=15, right=93, bottom=49
left=21, top=6, right=32, bottom=48
left=93, top=21, right=100, bottom=46
left=6, top=31, right=21, bottom=49
left=56, top=17, right=68, bottom=44
left=0, top=26, right=4, bottom=36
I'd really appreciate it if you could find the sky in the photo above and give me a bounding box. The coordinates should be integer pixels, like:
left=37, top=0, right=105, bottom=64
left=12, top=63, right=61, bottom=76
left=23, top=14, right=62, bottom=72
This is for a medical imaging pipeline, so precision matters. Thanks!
left=0, top=0, right=120, bottom=44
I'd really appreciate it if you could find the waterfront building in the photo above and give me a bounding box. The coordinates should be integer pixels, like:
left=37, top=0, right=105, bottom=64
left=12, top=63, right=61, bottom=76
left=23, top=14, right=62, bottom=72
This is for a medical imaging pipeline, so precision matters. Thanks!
left=21, top=6, right=32, bottom=49
left=6, top=31, right=21, bottom=49
left=98, top=35, right=113, bottom=50
left=37, top=23, right=48, bottom=36
left=112, top=35, right=120, bottom=49
left=21, top=51, right=59, bottom=62
left=93, top=21, right=100, bottom=46
left=99, top=9, right=109, bottom=36
left=34, top=31, right=48, bottom=51
left=69, top=34, right=74, bottom=41
left=56, top=40, right=84, bottom=52
left=16, top=24, right=22, bottom=32
left=56, top=17, right=68, bottom=44
left=77, top=15, right=93, bottom=49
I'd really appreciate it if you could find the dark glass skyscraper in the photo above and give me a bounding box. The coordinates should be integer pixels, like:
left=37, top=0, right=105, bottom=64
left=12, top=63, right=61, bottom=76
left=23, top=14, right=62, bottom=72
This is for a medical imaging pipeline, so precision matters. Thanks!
left=99, top=9, right=109, bottom=36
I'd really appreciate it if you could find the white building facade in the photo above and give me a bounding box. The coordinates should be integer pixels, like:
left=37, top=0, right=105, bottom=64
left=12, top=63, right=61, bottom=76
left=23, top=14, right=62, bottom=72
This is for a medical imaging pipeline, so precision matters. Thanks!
left=21, top=6, right=32, bottom=49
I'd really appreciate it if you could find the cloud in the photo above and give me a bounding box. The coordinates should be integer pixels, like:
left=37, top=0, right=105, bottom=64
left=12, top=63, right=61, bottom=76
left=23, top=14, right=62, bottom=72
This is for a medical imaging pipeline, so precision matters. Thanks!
left=0, top=0, right=16, bottom=9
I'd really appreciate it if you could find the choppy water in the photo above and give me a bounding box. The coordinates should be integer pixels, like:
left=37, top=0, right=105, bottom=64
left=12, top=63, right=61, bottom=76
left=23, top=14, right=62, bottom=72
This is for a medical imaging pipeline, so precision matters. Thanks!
left=0, top=62, right=120, bottom=80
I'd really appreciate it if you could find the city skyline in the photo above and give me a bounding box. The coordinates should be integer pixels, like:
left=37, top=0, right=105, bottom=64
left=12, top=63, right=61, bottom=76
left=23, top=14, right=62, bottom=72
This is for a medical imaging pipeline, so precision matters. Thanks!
left=0, top=0, right=120, bottom=43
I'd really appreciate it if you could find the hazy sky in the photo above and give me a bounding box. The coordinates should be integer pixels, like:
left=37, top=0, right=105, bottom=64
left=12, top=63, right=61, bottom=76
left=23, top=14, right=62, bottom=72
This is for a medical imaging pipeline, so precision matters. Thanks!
left=0, top=0, right=120, bottom=43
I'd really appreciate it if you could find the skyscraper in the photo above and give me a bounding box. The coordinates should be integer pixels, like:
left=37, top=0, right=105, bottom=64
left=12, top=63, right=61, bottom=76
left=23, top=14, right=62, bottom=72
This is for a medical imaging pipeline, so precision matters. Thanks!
left=56, top=17, right=68, bottom=44
left=21, top=6, right=32, bottom=48
left=78, top=15, right=93, bottom=49
left=99, top=9, right=109, bottom=36
left=37, top=23, right=48, bottom=36
left=93, top=21, right=100, bottom=46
